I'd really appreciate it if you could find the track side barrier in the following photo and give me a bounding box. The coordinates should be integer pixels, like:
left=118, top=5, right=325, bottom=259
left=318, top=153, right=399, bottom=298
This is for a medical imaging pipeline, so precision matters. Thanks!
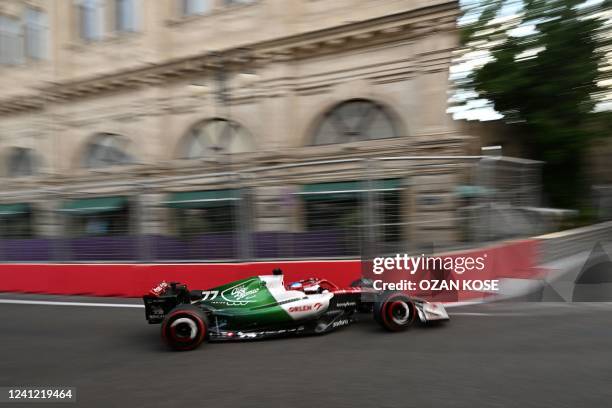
left=0, top=240, right=541, bottom=300
left=0, top=261, right=363, bottom=298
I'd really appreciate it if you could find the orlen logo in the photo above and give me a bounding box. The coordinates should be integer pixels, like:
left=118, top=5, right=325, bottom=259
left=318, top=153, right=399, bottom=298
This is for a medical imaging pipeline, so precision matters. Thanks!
left=289, top=305, right=312, bottom=312
left=289, top=303, right=324, bottom=313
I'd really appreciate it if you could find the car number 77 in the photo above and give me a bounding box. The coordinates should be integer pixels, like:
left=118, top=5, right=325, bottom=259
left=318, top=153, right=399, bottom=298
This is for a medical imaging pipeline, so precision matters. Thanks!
left=200, top=290, right=219, bottom=300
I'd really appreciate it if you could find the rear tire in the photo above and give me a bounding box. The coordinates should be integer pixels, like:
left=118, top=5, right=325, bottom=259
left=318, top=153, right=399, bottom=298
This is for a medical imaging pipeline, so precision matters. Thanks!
left=374, top=292, right=416, bottom=332
left=161, top=305, right=208, bottom=351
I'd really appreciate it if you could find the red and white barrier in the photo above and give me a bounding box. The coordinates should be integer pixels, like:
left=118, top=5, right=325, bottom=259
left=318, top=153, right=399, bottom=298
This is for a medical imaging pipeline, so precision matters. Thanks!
left=0, top=240, right=543, bottom=300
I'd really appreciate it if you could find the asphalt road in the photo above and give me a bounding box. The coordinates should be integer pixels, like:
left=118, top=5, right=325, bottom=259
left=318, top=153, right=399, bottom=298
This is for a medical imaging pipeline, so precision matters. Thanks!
left=1, top=295, right=611, bottom=408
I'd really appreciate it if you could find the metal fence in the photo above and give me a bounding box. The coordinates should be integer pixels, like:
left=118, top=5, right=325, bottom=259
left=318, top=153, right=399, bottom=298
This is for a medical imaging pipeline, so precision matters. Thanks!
left=593, top=185, right=612, bottom=221
left=0, top=155, right=544, bottom=262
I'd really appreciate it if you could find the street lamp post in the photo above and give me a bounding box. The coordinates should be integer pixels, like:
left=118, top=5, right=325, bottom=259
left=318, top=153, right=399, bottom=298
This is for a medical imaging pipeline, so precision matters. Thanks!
left=205, top=49, right=257, bottom=261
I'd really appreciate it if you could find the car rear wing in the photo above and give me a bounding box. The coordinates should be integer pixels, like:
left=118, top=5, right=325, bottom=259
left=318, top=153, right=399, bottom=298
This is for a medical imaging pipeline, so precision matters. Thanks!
left=143, top=282, right=202, bottom=324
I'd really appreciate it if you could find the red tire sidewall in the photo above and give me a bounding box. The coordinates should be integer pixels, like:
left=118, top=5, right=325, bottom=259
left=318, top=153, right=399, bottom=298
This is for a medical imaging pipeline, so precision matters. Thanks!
left=162, top=310, right=206, bottom=351
left=381, top=295, right=415, bottom=331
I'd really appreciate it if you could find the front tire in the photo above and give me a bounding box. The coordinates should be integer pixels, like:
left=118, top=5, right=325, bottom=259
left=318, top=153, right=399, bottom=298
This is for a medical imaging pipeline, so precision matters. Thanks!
left=161, top=305, right=208, bottom=351
left=374, top=292, right=416, bottom=332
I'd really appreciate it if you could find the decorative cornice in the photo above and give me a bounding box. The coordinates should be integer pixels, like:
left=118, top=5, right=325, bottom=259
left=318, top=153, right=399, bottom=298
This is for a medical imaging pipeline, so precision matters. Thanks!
left=0, top=2, right=459, bottom=117
left=0, top=135, right=472, bottom=197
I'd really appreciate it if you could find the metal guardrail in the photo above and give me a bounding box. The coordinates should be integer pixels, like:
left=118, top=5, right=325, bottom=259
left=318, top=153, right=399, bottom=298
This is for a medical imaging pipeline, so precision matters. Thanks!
left=536, top=221, right=612, bottom=264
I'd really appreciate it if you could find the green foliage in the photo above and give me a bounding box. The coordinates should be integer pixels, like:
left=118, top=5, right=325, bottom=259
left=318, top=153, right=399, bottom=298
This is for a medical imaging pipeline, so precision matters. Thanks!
left=460, top=0, right=610, bottom=208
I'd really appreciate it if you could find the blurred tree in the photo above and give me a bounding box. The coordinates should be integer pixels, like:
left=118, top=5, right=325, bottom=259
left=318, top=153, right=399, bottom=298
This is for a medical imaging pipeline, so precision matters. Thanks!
left=459, top=0, right=611, bottom=208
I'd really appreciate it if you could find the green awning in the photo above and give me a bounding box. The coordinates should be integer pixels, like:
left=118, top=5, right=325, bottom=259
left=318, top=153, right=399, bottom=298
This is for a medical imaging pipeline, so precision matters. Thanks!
left=377, top=179, right=402, bottom=191
left=164, top=189, right=240, bottom=209
left=455, top=185, right=492, bottom=198
left=0, top=203, right=30, bottom=217
left=61, top=196, right=127, bottom=215
left=299, top=179, right=402, bottom=201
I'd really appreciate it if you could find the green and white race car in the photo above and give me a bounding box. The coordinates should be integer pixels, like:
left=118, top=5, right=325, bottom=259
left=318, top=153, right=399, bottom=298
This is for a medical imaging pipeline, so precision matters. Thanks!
left=143, top=269, right=449, bottom=351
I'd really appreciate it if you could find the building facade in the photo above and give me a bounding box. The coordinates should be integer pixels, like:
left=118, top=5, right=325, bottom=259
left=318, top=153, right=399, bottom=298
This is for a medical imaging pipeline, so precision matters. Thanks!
left=0, top=0, right=472, bottom=261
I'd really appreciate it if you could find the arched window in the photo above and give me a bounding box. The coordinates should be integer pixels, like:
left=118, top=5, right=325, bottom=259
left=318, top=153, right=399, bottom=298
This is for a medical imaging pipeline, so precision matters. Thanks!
left=83, top=133, right=132, bottom=168
left=7, top=147, right=37, bottom=177
left=183, top=118, right=254, bottom=159
left=313, top=99, right=398, bottom=145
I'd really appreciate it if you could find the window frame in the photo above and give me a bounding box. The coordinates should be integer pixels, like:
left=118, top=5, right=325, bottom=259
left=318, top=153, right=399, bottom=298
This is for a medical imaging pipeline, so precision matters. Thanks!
left=181, top=0, right=211, bottom=17
left=0, top=14, right=24, bottom=65
left=77, top=0, right=105, bottom=42
left=24, top=6, right=48, bottom=61
left=312, top=99, right=398, bottom=146
left=183, top=118, right=255, bottom=159
left=82, top=134, right=133, bottom=169
left=6, top=147, right=37, bottom=178
left=114, top=0, right=138, bottom=33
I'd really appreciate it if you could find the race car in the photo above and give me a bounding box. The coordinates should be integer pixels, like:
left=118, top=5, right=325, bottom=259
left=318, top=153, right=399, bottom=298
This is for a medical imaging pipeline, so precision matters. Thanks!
left=143, top=268, right=449, bottom=351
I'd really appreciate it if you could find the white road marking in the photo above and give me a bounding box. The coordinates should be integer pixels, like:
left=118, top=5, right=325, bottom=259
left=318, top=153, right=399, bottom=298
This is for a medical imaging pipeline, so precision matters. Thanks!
left=450, top=310, right=566, bottom=317
left=0, top=299, right=144, bottom=308
left=443, top=300, right=487, bottom=308
left=450, top=312, right=527, bottom=316
left=450, top=312, right=496, bottom=316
